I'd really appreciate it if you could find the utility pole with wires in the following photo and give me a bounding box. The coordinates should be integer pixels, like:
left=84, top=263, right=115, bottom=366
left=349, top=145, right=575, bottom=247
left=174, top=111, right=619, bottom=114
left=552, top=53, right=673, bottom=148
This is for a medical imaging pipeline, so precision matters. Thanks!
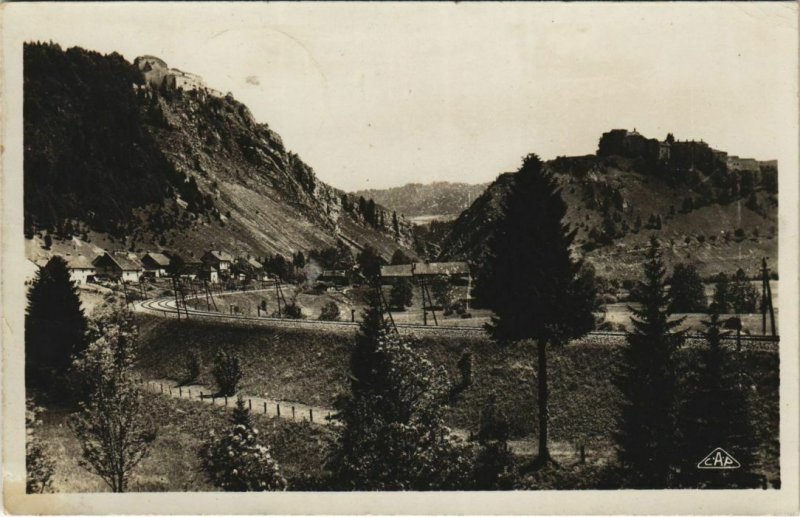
left=760, top=257, right=776, bottom=337
left=274, top=277, right=288, bottom=318
left=374, top=282, right=398, bottom=334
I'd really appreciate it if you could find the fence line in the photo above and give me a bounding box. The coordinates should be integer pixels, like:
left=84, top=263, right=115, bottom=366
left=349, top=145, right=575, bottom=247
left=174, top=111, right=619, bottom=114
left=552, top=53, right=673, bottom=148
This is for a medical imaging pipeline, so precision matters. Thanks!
left=139, top=378, right=338, bottom=427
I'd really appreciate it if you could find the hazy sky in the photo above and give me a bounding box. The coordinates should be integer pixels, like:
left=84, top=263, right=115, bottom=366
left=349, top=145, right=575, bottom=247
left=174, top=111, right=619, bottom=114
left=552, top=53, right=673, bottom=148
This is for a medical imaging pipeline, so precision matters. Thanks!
left=9, top=2, right=798, bottom=191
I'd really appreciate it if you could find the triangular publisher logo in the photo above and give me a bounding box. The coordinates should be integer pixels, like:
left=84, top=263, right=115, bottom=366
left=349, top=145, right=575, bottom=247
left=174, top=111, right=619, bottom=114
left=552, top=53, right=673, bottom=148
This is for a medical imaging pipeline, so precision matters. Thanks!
left=697, top=448, right=741, bottom=469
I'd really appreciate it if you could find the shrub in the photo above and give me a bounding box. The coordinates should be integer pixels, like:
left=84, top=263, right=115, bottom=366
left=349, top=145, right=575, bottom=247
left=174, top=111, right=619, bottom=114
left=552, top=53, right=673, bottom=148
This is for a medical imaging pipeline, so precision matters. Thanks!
left=26, top=399, right=55, bottom=494
left=212, top=349, right=243, bottom=396
left=318, top=301, right=341, bottom=321
left=184, top=349, right=202, bottom=383
left=282, top=303, right=304, bottom=319
left=474, top=396, right=516, bottom=489
left=389, top=279, right=413, bottom=310
left=200, top=397, right=287, bottom=491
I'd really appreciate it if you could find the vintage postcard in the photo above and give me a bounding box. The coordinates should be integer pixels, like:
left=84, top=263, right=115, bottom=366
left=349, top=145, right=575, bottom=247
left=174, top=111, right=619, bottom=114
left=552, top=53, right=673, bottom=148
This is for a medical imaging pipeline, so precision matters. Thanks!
left=2, top=2, right=798, bottom=515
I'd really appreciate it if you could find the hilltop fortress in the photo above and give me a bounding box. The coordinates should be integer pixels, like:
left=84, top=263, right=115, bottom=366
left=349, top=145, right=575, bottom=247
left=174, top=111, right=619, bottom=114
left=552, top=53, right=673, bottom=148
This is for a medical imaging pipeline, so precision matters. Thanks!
left=598, top=128, right=776, bottom=175
left=134, top=55, right=225, bottom=98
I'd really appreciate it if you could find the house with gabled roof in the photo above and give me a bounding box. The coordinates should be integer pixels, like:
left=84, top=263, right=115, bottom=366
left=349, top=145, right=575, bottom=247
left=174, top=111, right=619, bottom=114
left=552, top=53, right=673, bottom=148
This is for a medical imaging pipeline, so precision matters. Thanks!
left=141, top=252, right=171, bottom=278
left=92, top=252, right=143, bottom=283
left=202, top=250, right=234, bottom=273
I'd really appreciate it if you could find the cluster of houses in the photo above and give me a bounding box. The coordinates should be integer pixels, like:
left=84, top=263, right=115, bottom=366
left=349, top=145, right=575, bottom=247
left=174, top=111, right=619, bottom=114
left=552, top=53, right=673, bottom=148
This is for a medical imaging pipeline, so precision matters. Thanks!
left=29, top=249, right=269, bottom=287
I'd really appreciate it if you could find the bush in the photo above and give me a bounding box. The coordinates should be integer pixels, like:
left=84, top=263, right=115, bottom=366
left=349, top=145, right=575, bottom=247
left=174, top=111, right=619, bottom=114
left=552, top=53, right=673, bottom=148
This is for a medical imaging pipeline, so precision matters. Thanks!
left=212, top=349, right=243, bottom=396
left=26, top=399, right=55, bottom=493
left=200, top=397, right=287, bottom=491
left=318, top=301, right=341, bottom=321
left=184, top=349, right=202, bottom=383
left=282, top=303, right=304, bottom=319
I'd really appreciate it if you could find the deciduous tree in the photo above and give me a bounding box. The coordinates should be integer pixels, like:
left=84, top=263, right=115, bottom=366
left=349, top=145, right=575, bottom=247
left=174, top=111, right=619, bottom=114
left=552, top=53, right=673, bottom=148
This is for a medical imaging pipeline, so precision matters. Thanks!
left=69, top=307, right=156, bottom=492
left=668, top=263, right=707, bottom=313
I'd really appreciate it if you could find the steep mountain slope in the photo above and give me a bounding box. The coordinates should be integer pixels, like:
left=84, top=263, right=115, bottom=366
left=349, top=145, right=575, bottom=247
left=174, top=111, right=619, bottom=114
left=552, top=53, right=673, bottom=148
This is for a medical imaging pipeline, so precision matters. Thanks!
left=352, top=182, right=488, bottom=223
left=24, top=42, right=414, bottom=260
left=440, top=152, right=778, bottom=279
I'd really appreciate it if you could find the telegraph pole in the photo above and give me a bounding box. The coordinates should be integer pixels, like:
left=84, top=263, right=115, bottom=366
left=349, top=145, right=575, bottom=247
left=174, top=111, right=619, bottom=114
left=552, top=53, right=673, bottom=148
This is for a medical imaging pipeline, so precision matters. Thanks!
left=760, top=257, right=776, bottom=337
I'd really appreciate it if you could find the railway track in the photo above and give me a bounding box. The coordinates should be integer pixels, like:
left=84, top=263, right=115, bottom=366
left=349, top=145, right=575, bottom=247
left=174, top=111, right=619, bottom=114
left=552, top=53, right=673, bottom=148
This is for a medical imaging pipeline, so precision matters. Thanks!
left=133, top=292, right=779, bottom=346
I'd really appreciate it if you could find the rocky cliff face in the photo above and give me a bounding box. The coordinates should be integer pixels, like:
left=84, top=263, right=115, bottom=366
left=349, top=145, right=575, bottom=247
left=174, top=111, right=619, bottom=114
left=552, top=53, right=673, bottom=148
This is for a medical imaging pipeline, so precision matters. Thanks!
left=24, top=42, right=414, bottom=261
left=439, top=154, right=778, bottom=280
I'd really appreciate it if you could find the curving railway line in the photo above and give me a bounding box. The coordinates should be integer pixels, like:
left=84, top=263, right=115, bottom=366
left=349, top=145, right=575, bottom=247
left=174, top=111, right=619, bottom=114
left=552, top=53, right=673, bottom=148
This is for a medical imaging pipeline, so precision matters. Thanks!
left=132, top=290, right=779, bottom=348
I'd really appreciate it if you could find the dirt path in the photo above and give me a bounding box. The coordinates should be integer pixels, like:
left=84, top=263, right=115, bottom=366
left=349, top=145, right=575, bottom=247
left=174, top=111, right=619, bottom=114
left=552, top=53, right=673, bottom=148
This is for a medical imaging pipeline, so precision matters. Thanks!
left=141, top=378, right=338, bottom=426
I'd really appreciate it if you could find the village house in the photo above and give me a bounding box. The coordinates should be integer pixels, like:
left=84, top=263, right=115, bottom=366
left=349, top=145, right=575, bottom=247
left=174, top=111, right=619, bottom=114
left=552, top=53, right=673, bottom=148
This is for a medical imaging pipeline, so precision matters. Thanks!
left=92, top=252, right=143, bottom=283
left=60, top=255, right=97, bottom=285
left=202, top=250, right=234, bottom=274
left=200, top=264, right=219, bottom=284
left=140, top=252, right=171, bottom=278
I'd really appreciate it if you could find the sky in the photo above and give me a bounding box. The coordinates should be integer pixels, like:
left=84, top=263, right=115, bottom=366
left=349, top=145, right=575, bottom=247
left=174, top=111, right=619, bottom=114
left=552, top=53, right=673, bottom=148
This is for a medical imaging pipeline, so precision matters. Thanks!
left=8, top=2, right=798, bottom=191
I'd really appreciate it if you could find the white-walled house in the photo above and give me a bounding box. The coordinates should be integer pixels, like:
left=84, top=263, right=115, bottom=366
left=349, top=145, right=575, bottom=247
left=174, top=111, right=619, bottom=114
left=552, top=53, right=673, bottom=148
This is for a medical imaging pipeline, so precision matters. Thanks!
left=92, top=252, right=143, bottom=283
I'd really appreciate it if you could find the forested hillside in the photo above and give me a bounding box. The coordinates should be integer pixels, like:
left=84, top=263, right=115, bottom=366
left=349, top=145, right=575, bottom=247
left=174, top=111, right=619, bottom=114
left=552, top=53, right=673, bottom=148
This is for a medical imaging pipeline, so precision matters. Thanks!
left=24, top=42, right=414, bottom=260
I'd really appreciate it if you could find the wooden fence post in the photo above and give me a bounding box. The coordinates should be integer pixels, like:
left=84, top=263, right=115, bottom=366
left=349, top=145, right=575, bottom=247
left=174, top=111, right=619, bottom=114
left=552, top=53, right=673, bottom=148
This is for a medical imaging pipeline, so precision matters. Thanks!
left=179, top=387, right=182, bottom=397
left=160, top=383, right=163, bottom=393
left=309, top=409, right=313, bottom=422
left=248, top=399, right=252, bottom=410
left=263, top=402, right=267, bottom=414
left=292, top=406, right=295, bottom=421
left=277, top=404, right=281, bottom=417
left=224, top=396, right=228, bottom=406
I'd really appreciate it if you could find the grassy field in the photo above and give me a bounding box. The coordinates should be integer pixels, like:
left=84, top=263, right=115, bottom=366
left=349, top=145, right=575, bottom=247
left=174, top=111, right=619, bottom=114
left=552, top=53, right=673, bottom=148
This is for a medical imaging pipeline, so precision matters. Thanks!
left=135, top=315, right=779, bottom=482
left=36, top=392, right=334, bottom=492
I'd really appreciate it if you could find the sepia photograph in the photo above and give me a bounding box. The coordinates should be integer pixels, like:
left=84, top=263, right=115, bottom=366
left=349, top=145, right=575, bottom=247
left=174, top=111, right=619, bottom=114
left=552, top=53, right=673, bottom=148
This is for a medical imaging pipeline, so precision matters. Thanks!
left=2, top=2, right=798, bottom=514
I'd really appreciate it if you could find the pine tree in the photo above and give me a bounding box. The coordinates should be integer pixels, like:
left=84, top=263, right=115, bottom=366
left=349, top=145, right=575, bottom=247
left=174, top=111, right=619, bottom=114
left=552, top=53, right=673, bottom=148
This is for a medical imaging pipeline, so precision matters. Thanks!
left=26, top=256, right=89, bottom=396
left=328, top=293, right=472, bottom=489
left=473, top=154, right=595, bottom=463
left=614, top=237, right=685, bottom=487
left=678, top=309, right=758, bottom=487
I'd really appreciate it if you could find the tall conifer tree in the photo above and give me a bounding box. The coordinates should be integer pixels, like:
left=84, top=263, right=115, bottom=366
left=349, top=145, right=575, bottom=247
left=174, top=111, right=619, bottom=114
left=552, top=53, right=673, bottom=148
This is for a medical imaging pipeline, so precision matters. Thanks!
left=473, top=154, right=595, bottom=463
left=26, top=256, right=88, bottom=394
left=614, top=237, right=684, bottom=487
left=679, top=308, right=758, bottom=487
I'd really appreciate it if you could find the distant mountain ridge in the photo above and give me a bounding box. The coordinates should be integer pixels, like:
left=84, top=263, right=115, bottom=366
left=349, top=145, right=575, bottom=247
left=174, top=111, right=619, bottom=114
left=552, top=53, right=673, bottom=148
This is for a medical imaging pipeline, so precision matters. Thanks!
left=352, top=181, right=488, bottom=222
left=24, top=42, right=414, bottom=261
